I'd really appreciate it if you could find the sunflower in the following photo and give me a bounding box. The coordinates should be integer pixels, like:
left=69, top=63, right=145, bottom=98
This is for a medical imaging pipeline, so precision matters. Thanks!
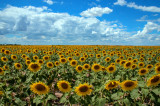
left=33, top=55, right=39, bottom=61
left=4, top=50, right=10, bottom=55
left=132, top=59, right=138, bottom=63
left=3, top=65, right=9, bottom=70
left=37, top=59, right=44, bottom=65
left=70, top=60, right=78, bottom=67
left=83, top=64, right=90, bottom=70
left=1, top=57, right=8, bottom=62
left=59, top=58, right=67, bottom=64
left=14, top=63, right=22, bottom=70
left=124, top=61, right=132, bottom=68
left=146, top=64, right=153, bottom=70
left=28, top=62, right=41, bottom=72
left=30, top=81, right=49, bottom=95
left=79, top=57, right=86, bottom=62
left=0, top=68, right=4, bottom=75
left=131, top=64, right=137, bottom=70
left=138, top=68, right=148, bottom=76
left=25, top=60, right=31, bottom=65
left=11, top=55, right=17, bottom=60
left=91, top=64, right=101, bottom=72
left=138, top=62, right=145, bottom=68
left=106, top=65, right=116, bottom=73
left=96, top=54, right=101, bottom=58
left=0, top=91, right=3, bottom=95
left=115, top=59, right=121, bottom=64
left=147, top=74, right=160, bottom=87
left=155, top=66, right=160, bottom=74
left=120, top=60, right=126, bottom=66
left=105, top=57, right=111, bottom=62
left=120, top=80, right=138, bottom=91
left=75, top=83, right=92, bottom=96
left=57, top=80, right=71, bottom=93
left=89, top=54, right=94, bottom=57
left=155, top=63, right=160, bottom=67
left=67, top=57, right=73, bottom=61
left=105, top=81, right=119, bottom=90
left=54, top=61, right=60, bottom=66
left=43, top=55, right=50, bottom=61
left=76, top=65, right=83, bottom=73
left=47, top=62, right=54, bottom=68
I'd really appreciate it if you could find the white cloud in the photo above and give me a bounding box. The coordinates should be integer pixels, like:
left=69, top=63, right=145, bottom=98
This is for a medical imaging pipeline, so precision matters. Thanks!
left=114, top=0, right=160, bottom=13
left=114, top=0, right=127, bottom=6
left=80, top=7, right=113, bottom=17
left=43, top=0, right=54, bottom=5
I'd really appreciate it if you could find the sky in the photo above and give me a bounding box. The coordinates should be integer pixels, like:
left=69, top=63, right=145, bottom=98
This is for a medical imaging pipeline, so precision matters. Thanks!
left=0, top=0, right=160, bottom=45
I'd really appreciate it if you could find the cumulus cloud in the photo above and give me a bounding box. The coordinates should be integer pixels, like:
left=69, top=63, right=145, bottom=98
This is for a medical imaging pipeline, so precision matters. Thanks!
left=114, top=0, right=160, bottom=13
left=0, top=5, right=130, bottom=45
left=43, top=0, right=54, bottom=5
left=80, top=7, right=113, bottom=17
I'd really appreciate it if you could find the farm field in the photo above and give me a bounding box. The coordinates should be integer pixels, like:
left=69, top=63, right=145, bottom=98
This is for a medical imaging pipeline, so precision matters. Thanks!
left=0, top=45, right=160, bottom=105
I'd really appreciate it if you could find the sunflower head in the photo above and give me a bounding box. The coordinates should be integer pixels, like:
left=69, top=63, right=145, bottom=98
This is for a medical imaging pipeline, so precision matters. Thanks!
left=33, top=55, right=39, bottom=61
left=155, top=66, right=160, bottom=74
left=120, top=80, right=138, bottom=91
left=30, top=82, right=49, bottom=95
left=37, top=59, right=44, bottom=65
left=70, top=60, right=78, bottom=67
left=96, top=54, right=101, bottom=58
left=0, top=68, right=4, bottom=75
left=59, top=58, right=67, bottom=64
left=131, top=64, right=137, bottom=70
left=47, top=62, right=54, bottom=68
left=120, top=60, right=126, bottom=65
left=124, top=61, right=132, bottom=68
left=146, top=64, right=153, bottom=70
left=57, top=80, right=71, bottom=93
left=106, top=65, right=116, bottom=73
left=147, top=74, right=160, bottom=87
left=83, top=64, right=90, bottom=70
left=115, top=59, right=121, bottom=64
left=67, top=57, right=73, bottom=61
left=14, top=63, right=22, bottom=70
left=105, top=81, right=119, bottom=90
left=76, top=65, right=83, bottom=73
left=43, top=55, right=50, bottom=61
left=11, top=55, right=17, bottom=60
left=138, top=62, right=145, bottom=68
left=28, top=62, right=41, bottom=72
left=1, top=57, right=8, bottom=62
left=91, top=64, right=101, bottom=72
left=79, top=57, right=86, bottom=62
left=3, top=65, right=9, bottom=70
left=75, top=83, right=92, bottom=96
left=138, top=68, right=148, bottom=76
left=26, top=60, right=31, bottom=65
left=105, top=57, right=111, bottom=62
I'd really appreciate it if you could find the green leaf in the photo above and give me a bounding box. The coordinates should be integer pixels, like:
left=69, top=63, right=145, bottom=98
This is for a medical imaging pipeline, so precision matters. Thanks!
left=15, top=97, right=26, bottom=105
left=33, top=96, right=42, bottom=105
left=60, top=95, right=67, bottom=103
left=111, top=93, right=120, bottom=100
left=142, top=88, right=149, bottom=97
left=46, top=94, right=56, bottom=101
left=123, top=98, right=130, bottom=105
left=96, top=98, right=106, bottom=106
left=152, top=88, right=160, bottom=95
left=138, top=81, right=145, bottom=87
left=130, top=89, right=140, bottom=99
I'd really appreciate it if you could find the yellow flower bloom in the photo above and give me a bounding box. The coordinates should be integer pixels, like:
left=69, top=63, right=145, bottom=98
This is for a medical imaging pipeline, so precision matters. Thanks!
left=75, top=83, right=92, bottom=96
left=57, top=80, right=71, bottom=93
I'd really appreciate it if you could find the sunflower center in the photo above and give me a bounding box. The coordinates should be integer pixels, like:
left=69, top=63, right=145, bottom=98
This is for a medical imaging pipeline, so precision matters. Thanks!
left=126, top=62, right=131, bottom=67
left=108, top=82, right=116, bottom=87
left=61, top=59, right=66, bottom=62
left=31, top=64, right=39, bottom=69
left=3, top=58, right=6, bottom=61
left=78, top=66, right=83, bottom=70
left=109, top=67, right=114, bottom=71
left=39, top=60, right=43, bottom=63
left=17, top=64, right=21, bottom=67
left=61, top=83, right=68, bottom=89
left=132, top=65, right=135, bottom=68
left=117, top=60, right=120, bottom=62
left=69, top=58, right=72, bottom=61
left=139, top=63, right=143, bottom=66
left=35, top=84, right=46, bottom=91
left=81, top=58, right=84, bottom=60
left=151, top=76, right=159, bottom=83
left=45, top=57, right=48, bottom=60
left=48, top=63, right=52, bottom=66
left=94, top=65, right=100, bottom=70
left=13, top=56, right=16, bottom=58
left=0, top=68, right=2, bottom=72
left=140, top=69, right=146, bottom=73
left=147, top=66, right=152, bottom=68
left=79, top=86, right=88, bottom=92
left=85, top=65, right=89, bottom=68
left=124, top=82, right=134, bottom=87
left=157, top=67, right=160, bottom=71
left=72, top=61, right=76, bottom=65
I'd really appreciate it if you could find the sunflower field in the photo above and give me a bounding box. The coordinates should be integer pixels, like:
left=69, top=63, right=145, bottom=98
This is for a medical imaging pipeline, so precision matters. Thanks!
left=0, top=45, right=160, bottom=106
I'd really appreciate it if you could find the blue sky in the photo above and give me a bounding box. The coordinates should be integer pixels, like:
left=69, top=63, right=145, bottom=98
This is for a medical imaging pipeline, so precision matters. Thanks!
left=0, top=0, right=160, bottom=45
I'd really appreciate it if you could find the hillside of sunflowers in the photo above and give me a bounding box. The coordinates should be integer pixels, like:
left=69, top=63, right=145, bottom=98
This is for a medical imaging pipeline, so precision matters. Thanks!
left=0, top=45, right=160, bottom=106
